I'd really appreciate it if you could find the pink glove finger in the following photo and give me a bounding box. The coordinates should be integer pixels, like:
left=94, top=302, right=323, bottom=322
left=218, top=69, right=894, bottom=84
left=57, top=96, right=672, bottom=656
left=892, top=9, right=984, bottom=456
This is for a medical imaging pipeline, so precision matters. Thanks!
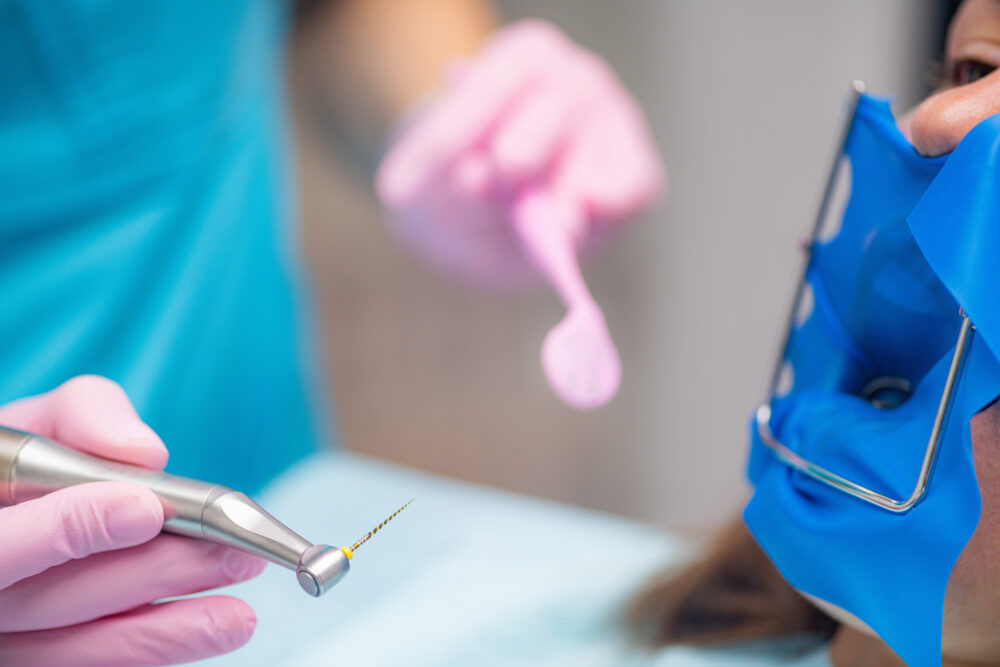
left=0, top=535, right=266, bottom=632
left=377, top=21, right=569, bottom=203
left=0, top=482, right=163, bottom=589
left=0, top=596, right=257, bottom=667
left=555, top=103, right=665, bottom=222
left=590, top=108, right=665, bottom=213
left=378, top=70, right=530, bottom=204
left=0, top=375, right=168, bottom=470
left=490, top=81, right=575, bottom=186
left=454, top=150, right=496, bottom=199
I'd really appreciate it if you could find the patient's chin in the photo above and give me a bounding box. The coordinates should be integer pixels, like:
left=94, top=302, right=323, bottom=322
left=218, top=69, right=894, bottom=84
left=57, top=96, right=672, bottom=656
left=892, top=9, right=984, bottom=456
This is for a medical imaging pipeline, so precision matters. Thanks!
left=801, top=592, right=876, bottom=637
left=829, top=626, right=907, bottom=667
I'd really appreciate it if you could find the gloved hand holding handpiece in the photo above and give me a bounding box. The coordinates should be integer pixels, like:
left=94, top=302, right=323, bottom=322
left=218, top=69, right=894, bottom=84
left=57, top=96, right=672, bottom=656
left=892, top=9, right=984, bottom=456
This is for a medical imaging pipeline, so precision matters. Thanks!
left=378, top=21, right=665, bottom=410
left=0, top=376, right=266, bottom=667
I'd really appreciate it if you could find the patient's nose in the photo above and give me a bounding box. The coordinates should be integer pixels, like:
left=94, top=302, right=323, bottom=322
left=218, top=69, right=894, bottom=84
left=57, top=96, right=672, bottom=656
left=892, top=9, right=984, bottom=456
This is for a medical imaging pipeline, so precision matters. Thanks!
left=909, top=72, right=1000, bottom=156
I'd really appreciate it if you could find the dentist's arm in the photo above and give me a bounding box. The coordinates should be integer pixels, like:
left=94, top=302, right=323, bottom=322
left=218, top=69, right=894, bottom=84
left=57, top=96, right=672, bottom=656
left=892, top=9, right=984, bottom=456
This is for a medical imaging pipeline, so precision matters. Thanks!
left=292, top=0, right=497, bottom=161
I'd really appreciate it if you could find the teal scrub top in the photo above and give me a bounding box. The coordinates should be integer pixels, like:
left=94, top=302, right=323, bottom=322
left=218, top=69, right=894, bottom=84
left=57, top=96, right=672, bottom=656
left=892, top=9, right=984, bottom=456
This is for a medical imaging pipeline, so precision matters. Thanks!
left=0, top=0, right=332, bottom=493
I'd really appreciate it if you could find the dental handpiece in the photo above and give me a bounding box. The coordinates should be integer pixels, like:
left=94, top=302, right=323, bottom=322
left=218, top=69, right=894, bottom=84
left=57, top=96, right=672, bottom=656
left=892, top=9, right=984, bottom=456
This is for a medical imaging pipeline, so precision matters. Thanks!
left=0, top=425, right=391, bottom=597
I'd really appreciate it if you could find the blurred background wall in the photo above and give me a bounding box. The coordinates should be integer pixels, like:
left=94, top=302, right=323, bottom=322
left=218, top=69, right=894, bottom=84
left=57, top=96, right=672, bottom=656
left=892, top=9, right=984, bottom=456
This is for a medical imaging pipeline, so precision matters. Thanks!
left=292, top=1, right=944, bottom=532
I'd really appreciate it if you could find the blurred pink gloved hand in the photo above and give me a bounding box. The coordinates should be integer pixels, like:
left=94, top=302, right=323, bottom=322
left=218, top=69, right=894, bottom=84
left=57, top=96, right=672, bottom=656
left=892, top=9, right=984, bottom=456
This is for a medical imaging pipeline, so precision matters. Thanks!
left=0, top=376, right=266, bottom=667
left=377, top=19, right=664, bottom=286
left=377, top=20, right=665, bottom=410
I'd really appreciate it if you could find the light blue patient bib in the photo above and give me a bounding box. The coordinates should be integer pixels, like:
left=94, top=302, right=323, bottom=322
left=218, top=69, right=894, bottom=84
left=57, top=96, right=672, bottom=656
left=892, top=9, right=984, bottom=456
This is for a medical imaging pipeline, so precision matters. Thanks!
left=0, top=0, right=330, bottom=492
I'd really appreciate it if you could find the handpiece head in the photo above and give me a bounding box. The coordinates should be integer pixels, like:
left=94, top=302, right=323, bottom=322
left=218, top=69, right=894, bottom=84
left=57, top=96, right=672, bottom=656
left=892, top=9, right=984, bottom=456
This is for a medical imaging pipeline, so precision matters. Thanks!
left=295, top=500, right=414, bottom=597
left=296, top=545, right=350, bottom=597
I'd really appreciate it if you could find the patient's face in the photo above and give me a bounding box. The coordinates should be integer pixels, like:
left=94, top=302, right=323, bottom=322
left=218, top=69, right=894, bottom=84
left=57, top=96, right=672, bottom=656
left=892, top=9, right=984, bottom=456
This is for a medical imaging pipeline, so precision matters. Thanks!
left=905, top=2, right=1000, bottom=661
left=907, top=0, right=1000, bottom=156
left=942, top=399, right=1000, bottom=663
left=831, top=2, right=1000, bottom=663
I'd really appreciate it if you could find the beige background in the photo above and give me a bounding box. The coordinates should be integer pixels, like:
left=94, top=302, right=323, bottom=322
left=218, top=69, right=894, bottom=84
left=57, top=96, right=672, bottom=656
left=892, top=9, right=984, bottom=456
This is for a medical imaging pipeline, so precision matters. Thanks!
left=292, top=1, right=941, bottom=532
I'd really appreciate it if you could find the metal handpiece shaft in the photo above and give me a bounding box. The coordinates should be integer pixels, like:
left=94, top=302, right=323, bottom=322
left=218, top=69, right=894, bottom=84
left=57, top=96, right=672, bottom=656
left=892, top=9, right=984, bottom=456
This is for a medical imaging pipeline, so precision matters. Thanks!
left=0, top=425, right=348, bottom=596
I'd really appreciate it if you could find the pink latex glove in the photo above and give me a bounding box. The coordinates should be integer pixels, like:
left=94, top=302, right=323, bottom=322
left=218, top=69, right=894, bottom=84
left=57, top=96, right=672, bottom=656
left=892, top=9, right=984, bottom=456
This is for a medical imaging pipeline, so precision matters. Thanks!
left=377, top=20, right=665, bottom=410
left=0, top=376, right=266, bottom=667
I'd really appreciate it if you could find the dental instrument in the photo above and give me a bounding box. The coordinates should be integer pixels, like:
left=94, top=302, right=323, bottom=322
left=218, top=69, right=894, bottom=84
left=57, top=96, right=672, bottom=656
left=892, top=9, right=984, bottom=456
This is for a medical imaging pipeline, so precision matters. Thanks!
left=512, top=188, right=621, bottom=411
left=743, top=80, right=1000, bottom=666
left=0, top=425, right=411, bottom=598
left=754, top=81, right=975, bottom=513
left=343, top=498, right=413, bottom=558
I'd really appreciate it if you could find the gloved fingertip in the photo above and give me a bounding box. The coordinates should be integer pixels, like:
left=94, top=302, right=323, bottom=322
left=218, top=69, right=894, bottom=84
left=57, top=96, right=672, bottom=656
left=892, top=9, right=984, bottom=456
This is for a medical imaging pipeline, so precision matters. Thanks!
left=218, top=599, right=258, bottom=650
left=183, top=599, right=258, bottom=658
left=113, top=423, right=169, bottom=470
left=454, top=153, right=494, bottom=198
left=98, top=483, right=164, bottom=547
left=492, top=137, right=534, bottom=184
left=221, top=549, right=268, bottom=583
left=238, top=602, right=258, bottom=637
left=115, top=434, right=170, bottom=470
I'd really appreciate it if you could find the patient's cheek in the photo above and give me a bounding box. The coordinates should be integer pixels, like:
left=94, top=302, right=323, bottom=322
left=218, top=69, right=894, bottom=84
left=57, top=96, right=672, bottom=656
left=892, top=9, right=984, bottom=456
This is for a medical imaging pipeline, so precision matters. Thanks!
left=969, top=403, right=1000, bottom=527
left=942, top=404, right=1000, bottom=656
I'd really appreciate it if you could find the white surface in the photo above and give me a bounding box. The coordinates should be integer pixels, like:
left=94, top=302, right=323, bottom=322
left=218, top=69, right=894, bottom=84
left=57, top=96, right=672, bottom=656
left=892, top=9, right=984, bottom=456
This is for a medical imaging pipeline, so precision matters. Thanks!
left=202, top=452, right=831, bottom=666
